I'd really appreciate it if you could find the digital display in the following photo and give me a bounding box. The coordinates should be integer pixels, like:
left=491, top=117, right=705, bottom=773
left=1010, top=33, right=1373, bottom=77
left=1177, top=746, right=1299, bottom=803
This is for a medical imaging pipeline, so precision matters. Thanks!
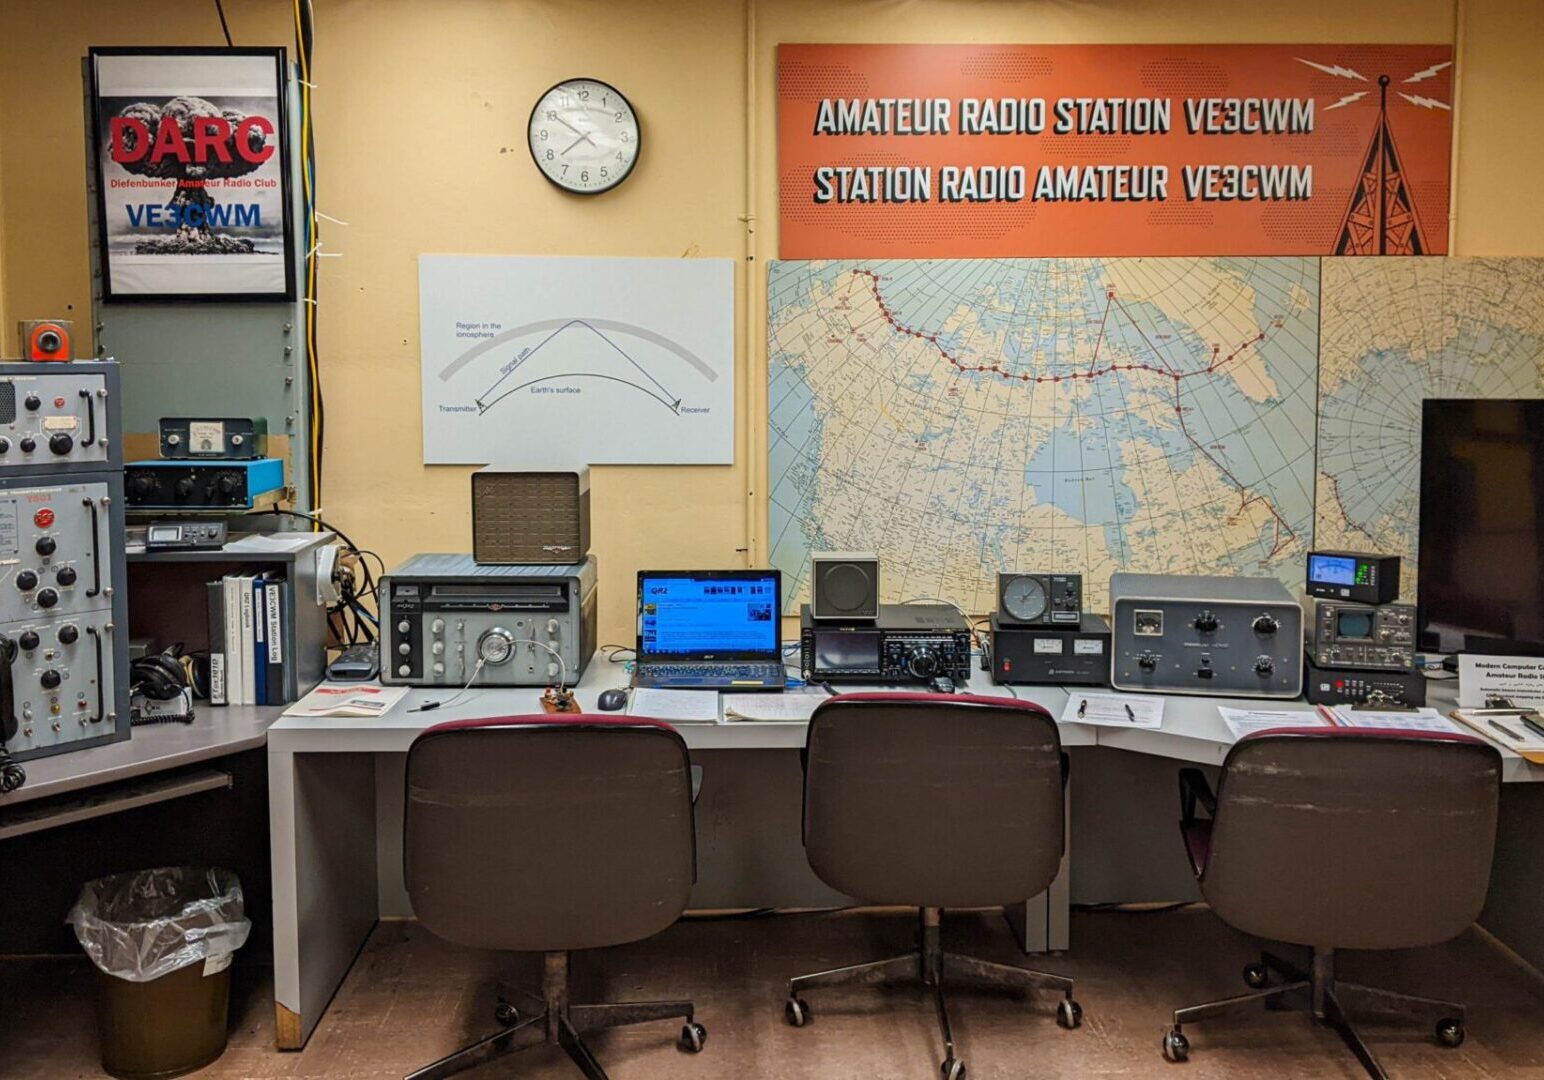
left=1309, top=554, right=1359, bottom=586
left=1335, top=610, right=1375, bottom=640
left=147, top=525, right=181, bottom=542
left=638, top=574, right=778, bottom=658
left=814, top=632, right=880, bottom=672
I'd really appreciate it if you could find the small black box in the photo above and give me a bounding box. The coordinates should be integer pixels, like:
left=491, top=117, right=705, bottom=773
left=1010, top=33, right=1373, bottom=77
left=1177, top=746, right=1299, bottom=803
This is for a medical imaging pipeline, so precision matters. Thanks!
left=1303, top=652, right=1427, bottom=707
left=991, top=613, right=1110, bottom=686
left=1306, top=551, right=1401, bottom=605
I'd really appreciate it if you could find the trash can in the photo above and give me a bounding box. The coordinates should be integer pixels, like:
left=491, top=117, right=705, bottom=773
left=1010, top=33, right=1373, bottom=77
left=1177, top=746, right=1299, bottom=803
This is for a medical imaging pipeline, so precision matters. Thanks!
left=67, top=867, right=252, bottom=1079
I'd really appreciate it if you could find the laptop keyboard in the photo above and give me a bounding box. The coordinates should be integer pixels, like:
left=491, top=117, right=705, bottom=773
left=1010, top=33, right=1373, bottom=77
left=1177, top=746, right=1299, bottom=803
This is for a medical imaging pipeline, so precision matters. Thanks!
left=642, top=662, right=783, bottom=680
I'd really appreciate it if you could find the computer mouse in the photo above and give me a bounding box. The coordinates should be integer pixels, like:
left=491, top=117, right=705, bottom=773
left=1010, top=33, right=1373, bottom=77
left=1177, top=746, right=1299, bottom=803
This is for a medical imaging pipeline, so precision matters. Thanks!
left=597, top=688, right=628, bottom=712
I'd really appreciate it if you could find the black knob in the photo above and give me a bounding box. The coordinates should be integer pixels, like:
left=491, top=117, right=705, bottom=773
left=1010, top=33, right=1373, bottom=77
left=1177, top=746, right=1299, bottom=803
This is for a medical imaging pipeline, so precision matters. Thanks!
left=216, top=473, right=241, bottom=496
left=39, top=669, right=61, bottom=690
left=1194, top=612, right=1219, bottom=633
left=1253, top=615, right=1279, bottom=635
left=0, top=437, right=10, bottom=453
left=129, top=473, right=157, bottom=498
left=18, top=631, right=40, bottom=651
left=1254, top=656, right=1275, bottom=675
left=15, top=570, right=37, bottom=591
left=174, top=477, right=196, bottom=499
left=907, top=647, right=940, bottom=679
left=48, top=432, right=73, bottom=455
left=34, top=536, right=55, bottom=556
left=36, top=587, right=58, bottom=609
left=1138, top=653, right=1158, bottom=671
left=18, top=436, right=35, bottom=453
left=23, top=394, right=40, bottom=411
left=57, top=624, right=79, bottom=645
left=55, top=566, right=77, bottom=586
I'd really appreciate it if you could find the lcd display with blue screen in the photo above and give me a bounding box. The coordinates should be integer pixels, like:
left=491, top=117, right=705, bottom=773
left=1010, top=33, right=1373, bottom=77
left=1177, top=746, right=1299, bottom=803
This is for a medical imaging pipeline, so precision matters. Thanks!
left=1308, top=554, right=1358, bottom=587
left=638, top=574, right=779, bottom=657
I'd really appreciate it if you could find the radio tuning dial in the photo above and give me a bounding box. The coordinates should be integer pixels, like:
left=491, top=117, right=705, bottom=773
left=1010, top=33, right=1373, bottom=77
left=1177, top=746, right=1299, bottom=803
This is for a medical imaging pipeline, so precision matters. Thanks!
left=478, top=627, right=516, bottom=665
left=174, top=477, right=196, bottom=499
left=907, top=646, right=940, bottom=680
left=49, top=432, right=73, bottom=456
left=1252, top=614, right=1279, bottom=635
left=1193, top=612, right=1219, bottom=633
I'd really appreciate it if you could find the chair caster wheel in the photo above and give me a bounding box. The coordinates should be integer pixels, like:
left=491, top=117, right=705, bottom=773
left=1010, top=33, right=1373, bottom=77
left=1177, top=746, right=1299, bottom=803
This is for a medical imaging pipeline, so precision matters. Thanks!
left=678, top=1021, right=707, bottom=1053
left=1436, top=1017, right=1465, bottom=1048
left=940, top=1056, right=967, bottom=1080
left=1057, top=998, right=1083, bottom=1029
left=1242, top=962, right=1269, bottom=989
left=493, top=1000, right=520, bottom=1027
left=784, top=996, right=811, bottom=1027
left=1163, top=1028, right=1190, bottom=1063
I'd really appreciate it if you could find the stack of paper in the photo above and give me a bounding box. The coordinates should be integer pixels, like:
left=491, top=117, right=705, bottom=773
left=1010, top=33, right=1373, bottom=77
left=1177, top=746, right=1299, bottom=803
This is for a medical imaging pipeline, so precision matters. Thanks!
left=1324, top=705, right=1464, bottom=733
left=1059, top=692, right=1164, bottom=729
left=627, top=688, right=719, bottom=724
left=283, top=683, right=408, bottom=719
left=723, top=691, right=830, bottom=722
left=1218, top=707, right=1324, bottom=740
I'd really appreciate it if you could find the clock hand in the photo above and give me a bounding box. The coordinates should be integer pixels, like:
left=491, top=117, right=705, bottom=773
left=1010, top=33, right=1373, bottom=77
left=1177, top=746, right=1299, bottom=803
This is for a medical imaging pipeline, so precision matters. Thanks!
left=553, top=115, right=588, bottom=138
left=560, top=133, right=589, bottom=156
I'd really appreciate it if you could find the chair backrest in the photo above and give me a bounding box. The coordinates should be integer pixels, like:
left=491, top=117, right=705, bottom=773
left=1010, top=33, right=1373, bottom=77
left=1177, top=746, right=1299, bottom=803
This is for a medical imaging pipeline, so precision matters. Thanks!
left=1203, top=728, right=1501, bottom=951
left=404, top=715, right=695, bottom=953
left=803, top=693, right=1064, bottom=908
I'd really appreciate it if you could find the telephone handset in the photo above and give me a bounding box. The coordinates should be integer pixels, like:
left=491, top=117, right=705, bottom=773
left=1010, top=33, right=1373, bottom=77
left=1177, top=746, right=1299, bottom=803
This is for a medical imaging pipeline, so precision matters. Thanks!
left=0, top=634, right=25, bottom=793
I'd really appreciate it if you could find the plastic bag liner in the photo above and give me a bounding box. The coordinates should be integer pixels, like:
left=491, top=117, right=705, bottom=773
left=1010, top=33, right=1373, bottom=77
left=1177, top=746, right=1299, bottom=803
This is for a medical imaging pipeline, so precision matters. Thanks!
left=67, top=867, right=251, bottom=984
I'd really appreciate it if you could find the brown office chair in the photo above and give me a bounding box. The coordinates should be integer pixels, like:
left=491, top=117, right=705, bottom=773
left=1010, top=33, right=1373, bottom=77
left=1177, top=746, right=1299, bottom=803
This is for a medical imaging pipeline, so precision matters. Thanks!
left=782, top=692, right=1081, bottom=1079
left=402, top=714, right=707, bottom=1080
left=1166, top=726, right=1502, bottom=1079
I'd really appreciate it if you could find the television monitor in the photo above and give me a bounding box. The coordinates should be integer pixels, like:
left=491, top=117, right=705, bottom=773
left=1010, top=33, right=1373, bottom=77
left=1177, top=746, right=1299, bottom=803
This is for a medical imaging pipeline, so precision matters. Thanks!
left=1418, top=399, right=1544, bottom=654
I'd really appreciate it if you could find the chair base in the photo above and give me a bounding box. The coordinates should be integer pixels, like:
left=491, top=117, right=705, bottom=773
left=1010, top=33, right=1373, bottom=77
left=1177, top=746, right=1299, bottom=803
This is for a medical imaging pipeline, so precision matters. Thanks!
left=784, top=907, right=1080, bottom=1077
left=405, top=951, right=704, bottom=1080
left=1164, top=947, right=1466, bottom=1080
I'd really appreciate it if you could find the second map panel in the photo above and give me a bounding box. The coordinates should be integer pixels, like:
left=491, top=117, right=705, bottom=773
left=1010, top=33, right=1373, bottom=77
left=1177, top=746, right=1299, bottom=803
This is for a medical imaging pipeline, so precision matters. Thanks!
left=768, top=258, right=1320, bottom=612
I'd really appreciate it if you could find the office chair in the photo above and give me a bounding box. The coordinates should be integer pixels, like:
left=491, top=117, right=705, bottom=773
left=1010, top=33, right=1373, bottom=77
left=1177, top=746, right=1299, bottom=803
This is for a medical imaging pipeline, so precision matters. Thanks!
left=1165, top=727, right=1501, bottom=1079
left=782, top=693, right=1081, bottom=1079
left=402, top=715, right=707, bottom=1080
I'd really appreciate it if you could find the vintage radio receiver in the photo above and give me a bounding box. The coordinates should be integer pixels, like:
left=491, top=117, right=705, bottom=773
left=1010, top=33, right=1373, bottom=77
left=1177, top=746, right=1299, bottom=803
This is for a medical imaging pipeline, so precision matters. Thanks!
left=1110, top=572, right=1304, bottom=698
left=1305, top=550, right=1400, bottom=605
left=380, top=553, right=596, bottom=688
left=471, top=467, right=590, bottom=565
left=1308, top=600, right=1416, bottom=671
left=0, top=362, right=118, bottom=471
left=1303, top=653, right=1428, bottom=707
left=800, top=603, right=971, bottom=685
left=990, top=613, right=1109, bottom=686
left=158, top=417, right=267, bottom=460
left=125, top=458, right=284, bottom=511
left=997, top=572, right=1082, bottom=627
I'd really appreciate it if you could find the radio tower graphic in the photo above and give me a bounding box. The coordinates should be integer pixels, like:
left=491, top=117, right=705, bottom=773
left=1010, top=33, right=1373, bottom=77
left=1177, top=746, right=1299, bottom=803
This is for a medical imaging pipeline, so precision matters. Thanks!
left=1301, top=58, right=1451, bottom=255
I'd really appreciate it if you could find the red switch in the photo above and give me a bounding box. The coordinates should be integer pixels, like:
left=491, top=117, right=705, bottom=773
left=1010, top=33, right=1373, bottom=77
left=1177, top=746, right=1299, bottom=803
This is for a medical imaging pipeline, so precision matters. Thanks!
left=53, top=396, right=65, bottom=408
left=33, top=508, right=54, bottom=528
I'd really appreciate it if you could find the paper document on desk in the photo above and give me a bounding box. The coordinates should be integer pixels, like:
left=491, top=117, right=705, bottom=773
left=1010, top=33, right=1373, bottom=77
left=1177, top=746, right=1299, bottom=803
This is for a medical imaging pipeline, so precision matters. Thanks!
left=1059, top=692, right=1163, bottom=729
left=1325, top=705, right=1463, bottom=734
left=1218, top=707, right=1324, bottom=741
left=283, top=682, right=408, bottom=718
left=723, top=691, right=829, bottom=722
left=628, top=688, right=720, bottom=724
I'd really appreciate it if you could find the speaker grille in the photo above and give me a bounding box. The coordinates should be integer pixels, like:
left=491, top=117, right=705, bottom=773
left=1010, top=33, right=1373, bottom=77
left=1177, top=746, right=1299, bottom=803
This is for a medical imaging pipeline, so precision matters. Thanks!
left=812, top=555, right=878, bottom=619
left=472, top=472, right=589, bottom=564
left=0, top=382, right=14, bottom=426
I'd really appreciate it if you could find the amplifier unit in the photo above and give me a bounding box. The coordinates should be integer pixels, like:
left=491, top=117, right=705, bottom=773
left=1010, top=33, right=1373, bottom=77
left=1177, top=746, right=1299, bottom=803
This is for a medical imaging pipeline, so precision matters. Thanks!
left=800, top=603, right=971, bottom=685
left=380, top=553, right=596, bottom=688
left=1306, top=550, right=1401, bottom=605
left=1308, top=600, right=1416, bottom=671
left=159, top=417, right=267, bottom=459
left=990, top=613, right=1109, bottom=686
left=1110, top=572, right=1304, bottom=698
left=125, top=458, right=284, bottom=511
left=471, top=467, right=590, bottom=565
left=1304, top=653, right=1427, bottom=707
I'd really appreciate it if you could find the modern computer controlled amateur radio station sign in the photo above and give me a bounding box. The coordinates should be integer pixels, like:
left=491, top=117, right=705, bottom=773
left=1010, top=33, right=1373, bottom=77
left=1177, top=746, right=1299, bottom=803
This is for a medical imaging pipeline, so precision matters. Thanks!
left=778, top=44, right=1453, bottom=258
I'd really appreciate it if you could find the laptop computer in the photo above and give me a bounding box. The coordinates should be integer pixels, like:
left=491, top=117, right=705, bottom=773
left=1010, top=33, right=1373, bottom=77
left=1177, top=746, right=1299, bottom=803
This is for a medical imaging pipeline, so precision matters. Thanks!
left=634, top=570, right=787, bottom=690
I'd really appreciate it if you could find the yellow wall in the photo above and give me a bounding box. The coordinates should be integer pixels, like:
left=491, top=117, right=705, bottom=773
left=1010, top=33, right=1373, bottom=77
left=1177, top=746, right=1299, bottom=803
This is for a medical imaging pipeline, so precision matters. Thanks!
left=1, top=0, right=1541, bottom=645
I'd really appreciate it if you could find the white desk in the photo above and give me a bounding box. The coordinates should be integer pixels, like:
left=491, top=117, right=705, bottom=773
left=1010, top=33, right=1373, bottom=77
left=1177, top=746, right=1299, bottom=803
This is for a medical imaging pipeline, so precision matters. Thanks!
left=267, top=661, right=1543, bottom=1049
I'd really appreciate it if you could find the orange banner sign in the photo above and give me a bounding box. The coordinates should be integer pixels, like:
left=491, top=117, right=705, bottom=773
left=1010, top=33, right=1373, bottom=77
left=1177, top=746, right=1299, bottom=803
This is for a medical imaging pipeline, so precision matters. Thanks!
left=778, top=44, right=1452, bottom=258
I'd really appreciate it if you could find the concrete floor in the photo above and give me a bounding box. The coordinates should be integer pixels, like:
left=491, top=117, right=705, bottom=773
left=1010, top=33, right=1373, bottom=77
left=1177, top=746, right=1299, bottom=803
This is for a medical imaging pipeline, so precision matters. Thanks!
left=6, top=907, right=1544, bottom=1079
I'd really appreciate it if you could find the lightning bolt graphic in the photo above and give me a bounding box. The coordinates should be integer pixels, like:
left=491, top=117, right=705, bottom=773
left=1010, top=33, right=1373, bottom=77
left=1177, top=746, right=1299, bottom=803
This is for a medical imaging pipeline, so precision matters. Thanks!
left=1296, top=58, right=1369, bottom=81
left=1322, top=91, right=1370, bottom=111
left=1404, top=61, right=1452, bottom=84
left=1399, top=92, right=1451, bottom=111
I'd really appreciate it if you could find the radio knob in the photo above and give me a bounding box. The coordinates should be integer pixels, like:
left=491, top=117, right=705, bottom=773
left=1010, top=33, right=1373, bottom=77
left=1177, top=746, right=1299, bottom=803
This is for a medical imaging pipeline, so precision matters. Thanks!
left=431, top=641, right=444, bottom=656
left=18, top=631, right=40, bottom=651
left=1138, top=653, right=1158, bottom=672
left=174, top=477, right=196, bottom=499
left=15, top=570, right=37, bottom=591
left=907, top=646, right=940, bottom=680
left=0, top=438, right=10, bottom=453
left=36, top=588, right=58, bottom=609
left=48, top=432, right=73, bottom=455
left=129, top=473, right=157, bottom=499
left=216, top=473, right=241, bottom=496
left=433, top=662, right=445, bottom=676
left=547, top=619, right=560, bottom=637
left=397, top=664, right=411, bottom=677
left=55, top=566, right=77, bottom=586
left=1254, top=656, right=1275, bottom=676
left=24, top=394, right=40, bottom=411
left=398, top=642, right=411, bottom=656
left=1252, top=615, right=1279, bottom=635
left=34, top=536, right=55, bottom=556
left=1194, top=612, right=1219, bottom=633
left=39, top=669, right=61, bottom=690
left=57, top=624, right=78, bottom=645
left=431, top=618, right=445, bottom=634
left=397, top=620, right=411, bottom=634
left=18, top=436, right=35, bottom=453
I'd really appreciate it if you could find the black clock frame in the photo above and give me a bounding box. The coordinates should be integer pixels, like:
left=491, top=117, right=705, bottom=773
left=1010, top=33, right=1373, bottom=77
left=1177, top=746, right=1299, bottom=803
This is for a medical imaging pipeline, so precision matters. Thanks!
left=527, top=77, right=641, bottom=196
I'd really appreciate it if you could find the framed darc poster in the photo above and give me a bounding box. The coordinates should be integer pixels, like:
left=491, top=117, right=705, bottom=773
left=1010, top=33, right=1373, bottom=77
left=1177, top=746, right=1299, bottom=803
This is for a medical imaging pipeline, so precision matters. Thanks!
left=88, top=47, right=296, bottom=302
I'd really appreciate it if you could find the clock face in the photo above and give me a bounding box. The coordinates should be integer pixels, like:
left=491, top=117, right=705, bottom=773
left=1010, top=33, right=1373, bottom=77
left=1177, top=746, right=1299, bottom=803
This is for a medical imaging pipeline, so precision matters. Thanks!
left=1001, top=575, right=1049, bottom=623
left=527, top=78, right=640, bottom=195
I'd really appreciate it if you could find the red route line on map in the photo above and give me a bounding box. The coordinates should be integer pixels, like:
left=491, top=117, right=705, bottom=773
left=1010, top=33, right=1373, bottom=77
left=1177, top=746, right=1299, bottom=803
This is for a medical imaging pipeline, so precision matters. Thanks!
left=847, top=268, right=1297, bottom=557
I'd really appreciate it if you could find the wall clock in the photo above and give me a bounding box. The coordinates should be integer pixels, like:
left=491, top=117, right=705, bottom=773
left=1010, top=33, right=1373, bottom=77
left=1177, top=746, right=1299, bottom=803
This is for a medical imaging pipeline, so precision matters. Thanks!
left=527, top=78, right=640, bottom=195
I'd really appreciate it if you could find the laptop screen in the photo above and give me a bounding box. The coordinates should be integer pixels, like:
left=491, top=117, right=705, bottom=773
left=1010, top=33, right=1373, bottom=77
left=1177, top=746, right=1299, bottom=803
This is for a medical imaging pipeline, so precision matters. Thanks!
left=637, top=571, right=781, bottom=661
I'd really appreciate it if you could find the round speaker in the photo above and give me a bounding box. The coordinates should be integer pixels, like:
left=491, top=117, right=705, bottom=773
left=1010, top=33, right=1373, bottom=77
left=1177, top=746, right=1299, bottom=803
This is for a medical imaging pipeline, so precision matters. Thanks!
left=822, top=563, right=872, bottom=613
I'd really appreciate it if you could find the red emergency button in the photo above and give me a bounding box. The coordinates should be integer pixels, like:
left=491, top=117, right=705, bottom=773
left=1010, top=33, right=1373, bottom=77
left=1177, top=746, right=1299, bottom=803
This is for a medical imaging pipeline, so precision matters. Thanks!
left=33, top=508, right=54, bottom=528
left=53, top=396, right=66, bottom=408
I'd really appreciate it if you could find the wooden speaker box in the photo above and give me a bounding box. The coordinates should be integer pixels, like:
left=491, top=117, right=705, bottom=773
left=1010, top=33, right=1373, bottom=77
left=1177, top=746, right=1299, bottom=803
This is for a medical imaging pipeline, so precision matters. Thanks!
left=472, top=467, right=591, bottom=564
